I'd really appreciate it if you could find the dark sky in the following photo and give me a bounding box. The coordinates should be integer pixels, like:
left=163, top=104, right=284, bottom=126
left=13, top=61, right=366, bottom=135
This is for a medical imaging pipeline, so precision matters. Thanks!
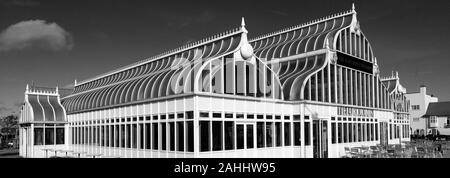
left=1, top=0, right=449, bottom=116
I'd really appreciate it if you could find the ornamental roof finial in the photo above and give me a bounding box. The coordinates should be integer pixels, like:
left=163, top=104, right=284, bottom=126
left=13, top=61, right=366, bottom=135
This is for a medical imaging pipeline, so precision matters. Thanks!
left=26, top=84, right=29, bottom=92
left=241, top=17, right=248, bottom=33
left=352, top=3, right=356, bottom=12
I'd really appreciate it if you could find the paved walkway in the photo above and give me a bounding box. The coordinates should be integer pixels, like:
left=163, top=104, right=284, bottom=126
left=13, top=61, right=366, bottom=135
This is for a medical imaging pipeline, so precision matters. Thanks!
left=0, top=149, right=19, bottom=158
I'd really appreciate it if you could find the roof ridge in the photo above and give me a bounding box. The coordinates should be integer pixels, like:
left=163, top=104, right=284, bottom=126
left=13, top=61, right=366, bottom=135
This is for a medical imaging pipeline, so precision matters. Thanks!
left=77, top=26, right=243, bottom=86
left=249, top=9, right=354, bottom=43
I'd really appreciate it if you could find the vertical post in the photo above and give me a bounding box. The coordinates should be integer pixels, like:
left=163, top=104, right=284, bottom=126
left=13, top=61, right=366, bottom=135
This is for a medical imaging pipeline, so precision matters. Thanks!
left=194, top=96, right=200, bottom=158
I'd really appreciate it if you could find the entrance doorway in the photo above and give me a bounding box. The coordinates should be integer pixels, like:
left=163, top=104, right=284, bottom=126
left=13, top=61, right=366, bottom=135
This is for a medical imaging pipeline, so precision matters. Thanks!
left=313, top=119, right=328, bottom=158
left=380, top=122, right=389, bottom=146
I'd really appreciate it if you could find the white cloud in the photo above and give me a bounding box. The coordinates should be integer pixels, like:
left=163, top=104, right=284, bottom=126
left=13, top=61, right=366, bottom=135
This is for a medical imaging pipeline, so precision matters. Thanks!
left=0, top=20, right=73, bottom=51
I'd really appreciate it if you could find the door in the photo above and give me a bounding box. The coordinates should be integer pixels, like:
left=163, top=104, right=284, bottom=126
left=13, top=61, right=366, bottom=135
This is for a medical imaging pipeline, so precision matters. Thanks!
left=380, top=122, right=388, bottom=146
left=313, top=119, right=328, bottom=158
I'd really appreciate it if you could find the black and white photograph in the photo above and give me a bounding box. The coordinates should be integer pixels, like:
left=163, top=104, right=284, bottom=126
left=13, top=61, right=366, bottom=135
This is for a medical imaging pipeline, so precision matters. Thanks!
left=1, top=0, right=450, bottom=176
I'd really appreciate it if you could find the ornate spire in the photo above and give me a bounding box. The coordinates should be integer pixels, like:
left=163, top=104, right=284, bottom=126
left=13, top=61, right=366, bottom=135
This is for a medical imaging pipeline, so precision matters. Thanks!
left=26, top=84, right=29, bottom=93
left=352, top=3, right=356, bottom=12
left=241, top=17, right=248, bottom=33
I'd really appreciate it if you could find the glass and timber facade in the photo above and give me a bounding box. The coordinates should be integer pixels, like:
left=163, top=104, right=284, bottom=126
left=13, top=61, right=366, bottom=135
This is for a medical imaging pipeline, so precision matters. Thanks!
left=19, top=6, right=410, bottom=158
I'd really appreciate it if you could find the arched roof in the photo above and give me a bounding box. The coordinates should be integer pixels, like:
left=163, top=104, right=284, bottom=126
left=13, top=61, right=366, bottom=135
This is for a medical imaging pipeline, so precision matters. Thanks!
left=62, top=27, right=245, bottom=113
left=60, top=6, right=390, bottom=113
left=21, top=86, right=66, bottom=123
left=250, top=9, right=354, bottom=61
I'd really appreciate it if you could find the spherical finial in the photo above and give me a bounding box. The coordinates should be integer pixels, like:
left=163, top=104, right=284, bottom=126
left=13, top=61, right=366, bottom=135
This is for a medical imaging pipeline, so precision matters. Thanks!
left=240, top=43, right=254, bottom=60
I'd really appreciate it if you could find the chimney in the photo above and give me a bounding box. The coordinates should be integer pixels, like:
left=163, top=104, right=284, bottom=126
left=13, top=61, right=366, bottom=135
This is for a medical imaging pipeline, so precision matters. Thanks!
left=420, top=85, right=426, bottom=95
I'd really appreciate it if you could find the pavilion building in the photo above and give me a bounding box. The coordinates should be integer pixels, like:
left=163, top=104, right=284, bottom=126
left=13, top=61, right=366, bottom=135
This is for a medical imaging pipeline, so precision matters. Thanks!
left=19, top=4, right=410, bottom=158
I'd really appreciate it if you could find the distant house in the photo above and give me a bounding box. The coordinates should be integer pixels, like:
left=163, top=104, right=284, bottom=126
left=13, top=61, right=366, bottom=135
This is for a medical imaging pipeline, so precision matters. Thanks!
left=405, top=85, right=438, bottom=137
left=423, top=101, right=450, bottom=138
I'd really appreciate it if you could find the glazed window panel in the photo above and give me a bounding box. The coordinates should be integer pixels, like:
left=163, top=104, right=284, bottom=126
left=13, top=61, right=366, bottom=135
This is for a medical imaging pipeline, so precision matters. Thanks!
left=304, top=122, right=311, bottom=146
left=342, top=67, right=347, bottom=104
left=371, top=123, right=374, bottom=141
left=236, top=124, right=244, bottom=149
left=317, top=70, right=323, bottom=102
left=145, top=123, right=151, bottom=149
left=130, top=124, right=137, bottom=148
left=120, top=124, right=126, bottom=148
left=343, top=123, right=348, bottom=143
left=212, top=121, right=223, bottom=151
left=361, top=73, right=365, bottom=107
left=45, top=127, right=54, bottom=145
left=265, top=122, right=273, bottom=147
left=347, top=68, right=352, bottom=105
left=351, top=32, right=356, bottom=55
left=364, top=123, right=368, bottom=141
left=126, top=124, right=131, bottom=148
left=310, top=74, right=317, bottom=101
left=337, top=123, right=342, bottom=143
left=177, top=122, right=184, bottom=151
left=345, top=29, right=351, bottom=54
left=72, top=127, right=75, bottom=145
left=284, top=123, right=291, bottom=146
left=169, top=122, right=175, bottom=151
left=355, top=35, right=360, bottom=58
left=257, top=122, right=265, bottom=148
left=115, top=125, right=119, bottom=147
left=200, top=121, right=210, bottom=152
left=247, top=124, right=254, bottom=149
left=106, top=125, right=110, bottom=147
left=322, top=65, right=331, bottom=102
left=225, top=121, right=235, bottom=150
left=139, top=123, right=144, bottom=149
left=186, top=121, right=194, bottom=152
left=160, top=123, right=166, bottom=150
left=93, top=125, right=98, bottom=146
left=275, top=122, right=282, bottom=147
left=348, top=123, right=353, bottom=142
left=331, top=122, right=336, bottom=144
left=34, top=128, right=44, bottom=145
left=330, top=64, right=336, bottom=103
left=357, top=123, right=361, bottom=142
left=352, top=70, right=357, bottom=105
left=152, top=123, right=158, bottom=150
